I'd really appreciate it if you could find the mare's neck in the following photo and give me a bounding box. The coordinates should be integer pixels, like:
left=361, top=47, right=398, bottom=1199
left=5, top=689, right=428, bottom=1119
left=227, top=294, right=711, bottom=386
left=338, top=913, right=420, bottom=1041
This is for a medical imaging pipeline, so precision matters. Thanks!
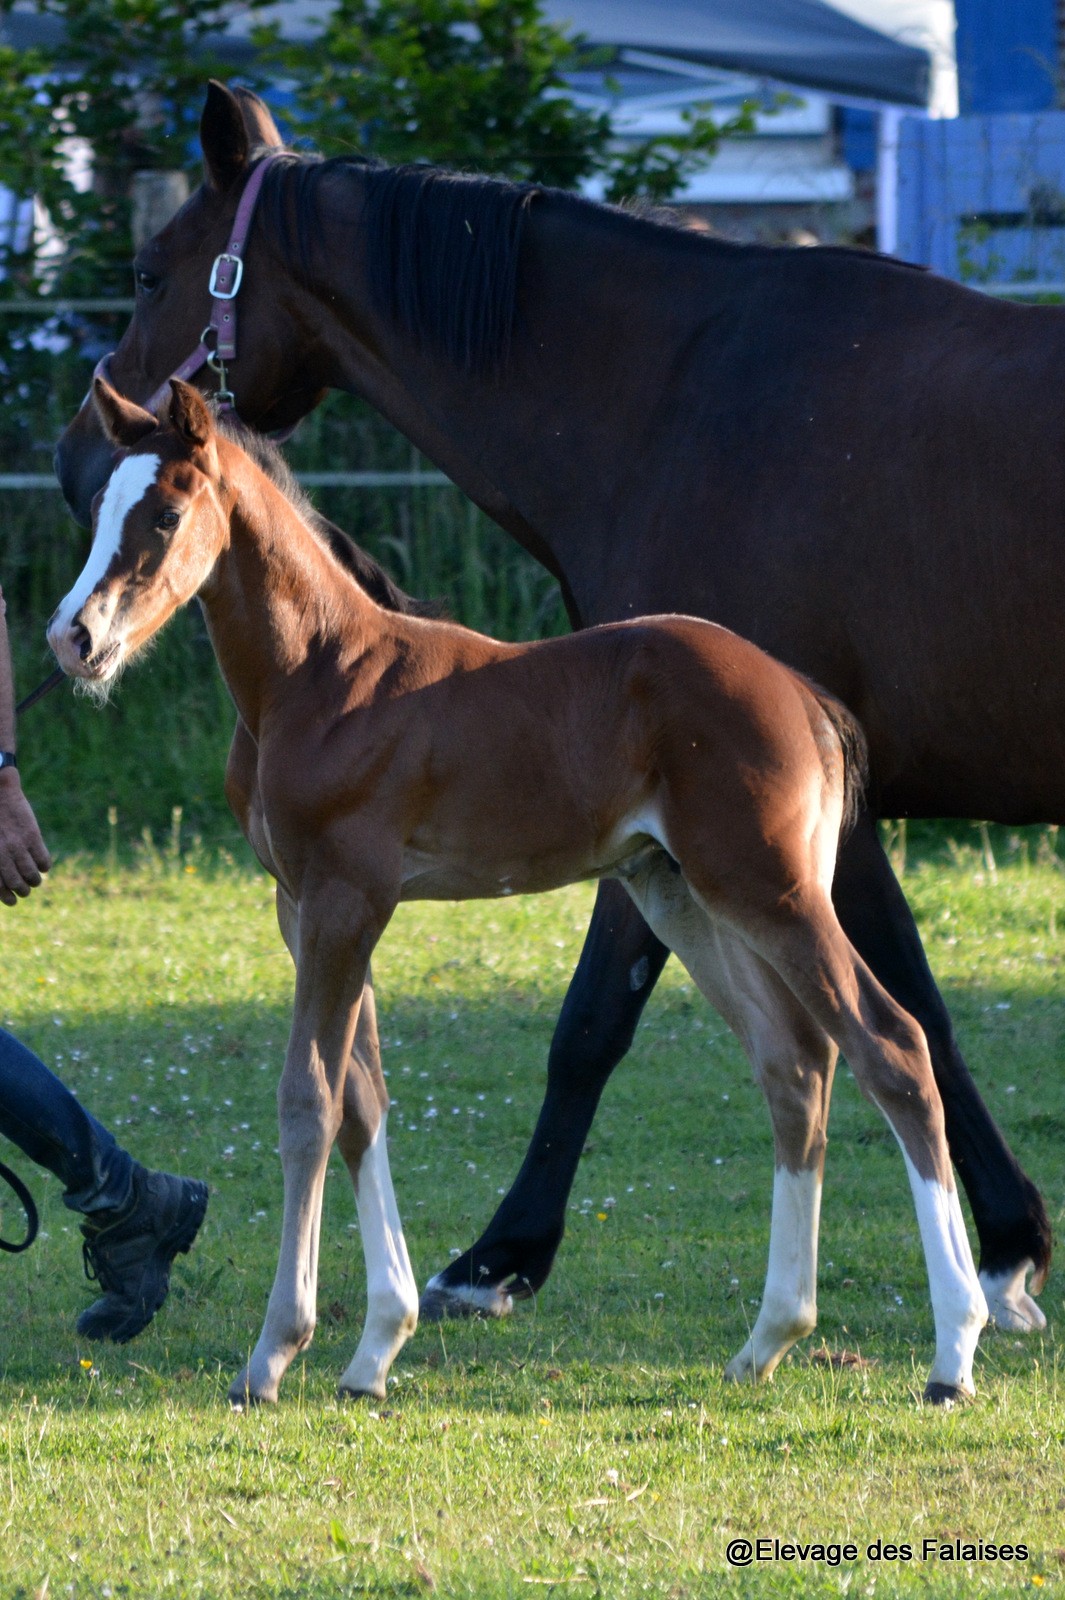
left=200, top=447, right=375, bottom=738
left=295, top=176, right=717, bottom=625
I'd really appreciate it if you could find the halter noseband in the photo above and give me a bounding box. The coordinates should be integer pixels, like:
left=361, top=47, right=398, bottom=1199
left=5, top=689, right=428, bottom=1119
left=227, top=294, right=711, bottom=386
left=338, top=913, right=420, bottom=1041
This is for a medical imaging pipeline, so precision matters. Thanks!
left=94, top=151, right=295, bottom=438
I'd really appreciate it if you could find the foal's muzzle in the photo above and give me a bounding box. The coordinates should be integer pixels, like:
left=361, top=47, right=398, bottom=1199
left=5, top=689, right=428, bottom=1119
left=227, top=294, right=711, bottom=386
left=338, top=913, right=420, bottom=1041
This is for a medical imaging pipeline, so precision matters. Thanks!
left=47, top=608, right=122, bottom=681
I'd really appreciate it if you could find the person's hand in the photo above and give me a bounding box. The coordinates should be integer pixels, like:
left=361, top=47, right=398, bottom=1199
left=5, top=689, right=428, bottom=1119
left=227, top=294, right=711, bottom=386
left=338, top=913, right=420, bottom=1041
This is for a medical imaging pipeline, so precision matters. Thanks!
left=0, top=772, right=51, bottom=904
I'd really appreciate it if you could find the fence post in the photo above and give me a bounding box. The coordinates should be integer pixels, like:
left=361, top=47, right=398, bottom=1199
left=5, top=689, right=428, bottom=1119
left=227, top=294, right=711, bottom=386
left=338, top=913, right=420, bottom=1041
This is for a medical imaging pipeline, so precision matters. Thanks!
left=131, top=171, right=189, bottom=250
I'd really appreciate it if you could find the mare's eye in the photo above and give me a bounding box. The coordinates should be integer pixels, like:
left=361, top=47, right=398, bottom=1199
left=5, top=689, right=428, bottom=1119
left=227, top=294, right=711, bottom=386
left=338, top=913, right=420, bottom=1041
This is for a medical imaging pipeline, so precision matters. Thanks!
left=156, top=509, right=180, bottom=531
left=135, top=268, right=160, bottom=295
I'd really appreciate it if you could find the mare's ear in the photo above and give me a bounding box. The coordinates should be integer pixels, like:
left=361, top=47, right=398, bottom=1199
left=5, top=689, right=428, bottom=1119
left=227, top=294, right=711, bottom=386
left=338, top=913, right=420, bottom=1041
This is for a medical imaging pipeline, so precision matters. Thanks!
left=200, top=81, right=252, bottom=192
left=231, top=86, right=284, bottom=152
left=93, top=377, right=158, bottom=447
left=168, top=380, right=215, bottom=449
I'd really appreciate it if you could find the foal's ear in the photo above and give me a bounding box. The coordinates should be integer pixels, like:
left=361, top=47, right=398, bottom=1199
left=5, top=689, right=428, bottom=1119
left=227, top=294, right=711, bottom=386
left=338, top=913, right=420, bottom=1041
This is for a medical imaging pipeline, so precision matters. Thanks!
left=168, top=380, right=215, bottom=449
left=200, top=81, right=252, bottom=192
left=92, top=377, right=158, bottom=447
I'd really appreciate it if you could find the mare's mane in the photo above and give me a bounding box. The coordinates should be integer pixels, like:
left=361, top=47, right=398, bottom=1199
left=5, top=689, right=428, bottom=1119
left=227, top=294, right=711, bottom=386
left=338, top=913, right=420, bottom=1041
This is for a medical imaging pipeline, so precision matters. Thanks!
left=256, top=148, right=923, bottom=375
left=217, top=416, right=437, bottom=619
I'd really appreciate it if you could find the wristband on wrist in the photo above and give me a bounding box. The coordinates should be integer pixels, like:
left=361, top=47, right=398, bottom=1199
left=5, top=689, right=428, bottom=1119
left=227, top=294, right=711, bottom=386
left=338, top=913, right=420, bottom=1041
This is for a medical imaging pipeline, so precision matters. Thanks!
left=0, top=752, right=17, bottom=770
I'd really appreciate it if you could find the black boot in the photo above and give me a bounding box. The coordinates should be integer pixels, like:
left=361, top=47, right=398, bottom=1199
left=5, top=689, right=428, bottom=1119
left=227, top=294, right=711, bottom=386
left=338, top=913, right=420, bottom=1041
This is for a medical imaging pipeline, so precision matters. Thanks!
left=77, top=1167, right=208, bottom=1343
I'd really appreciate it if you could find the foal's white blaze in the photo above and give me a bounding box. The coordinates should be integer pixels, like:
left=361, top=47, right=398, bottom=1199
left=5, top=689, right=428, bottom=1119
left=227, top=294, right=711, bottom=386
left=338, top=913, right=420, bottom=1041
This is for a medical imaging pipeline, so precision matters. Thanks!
left=725, top=1166, right=821, bottom=1382
left=338, top=1117, right=419, bottom=1399
left=51, top=453, right=161, bottom=639
left=980, top=1263, right=1047, bottom=1332
left=898, top=1151, right=988, bottom=1394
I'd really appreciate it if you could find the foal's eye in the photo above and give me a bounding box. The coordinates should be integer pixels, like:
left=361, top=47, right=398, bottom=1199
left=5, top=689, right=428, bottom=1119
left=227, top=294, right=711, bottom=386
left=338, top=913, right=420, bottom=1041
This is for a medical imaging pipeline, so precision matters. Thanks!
left=135, top=268, right=160, bottom=295
left=156, top=509, right=180, bottom=531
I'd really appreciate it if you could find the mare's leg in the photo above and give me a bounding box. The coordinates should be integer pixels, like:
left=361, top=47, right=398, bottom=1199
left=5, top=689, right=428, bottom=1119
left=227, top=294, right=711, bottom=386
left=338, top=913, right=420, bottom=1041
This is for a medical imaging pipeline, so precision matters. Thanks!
left=420, top=878, right=669, bottom=1319
left=711, top=877, right=988, bottom=1401
left=334, top=981, right=418, bottom=1399
left=620, top=856, right=836, bottom=1382
left=230, top=874, right=394, bottom=1406
left=834, top=815, right=1048, bottom=1331
left=274, top=890, right=417, bottom=1400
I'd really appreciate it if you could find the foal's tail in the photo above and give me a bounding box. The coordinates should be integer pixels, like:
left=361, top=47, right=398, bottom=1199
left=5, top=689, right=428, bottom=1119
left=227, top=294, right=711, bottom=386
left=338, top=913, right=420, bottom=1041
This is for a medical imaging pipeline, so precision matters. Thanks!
left=807, top=685, right=869, bottom=839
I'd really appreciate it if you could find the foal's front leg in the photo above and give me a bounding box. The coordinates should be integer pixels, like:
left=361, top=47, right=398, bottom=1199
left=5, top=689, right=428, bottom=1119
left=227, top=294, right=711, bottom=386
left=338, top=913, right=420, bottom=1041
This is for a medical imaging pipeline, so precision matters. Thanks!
left=335, top=981, right=418, bottom=1399
left=230, top=878, right=394, bottom=1407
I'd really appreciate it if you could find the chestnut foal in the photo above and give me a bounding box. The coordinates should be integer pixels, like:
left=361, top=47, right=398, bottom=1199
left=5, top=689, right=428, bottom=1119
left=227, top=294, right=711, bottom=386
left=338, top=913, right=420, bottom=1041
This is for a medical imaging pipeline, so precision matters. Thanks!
left=49, top=379, right=987, bottom=1406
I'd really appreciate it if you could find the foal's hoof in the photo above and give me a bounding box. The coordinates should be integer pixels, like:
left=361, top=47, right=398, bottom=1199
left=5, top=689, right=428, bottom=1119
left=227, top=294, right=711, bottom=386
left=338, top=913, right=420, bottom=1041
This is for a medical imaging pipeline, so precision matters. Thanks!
left=419, top=1275, right=514, bottom=1323
left=228, top=1388, right=268, bottom=1410
left=228, top=1371, right=276, bottom=1409
left=922, top=1381, right=972, bottom=1408
left=337, top=1385, right=382, bottom=1404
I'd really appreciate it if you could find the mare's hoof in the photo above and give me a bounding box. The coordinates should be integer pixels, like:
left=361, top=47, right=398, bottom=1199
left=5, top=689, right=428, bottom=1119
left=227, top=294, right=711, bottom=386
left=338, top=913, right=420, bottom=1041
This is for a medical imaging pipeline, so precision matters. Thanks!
left=419, top=1277, right=514, bottom=1323
left=337, top=1385, right=382, bottom=1404
left=922, top=1381, right=972, bottom=1408
left=980, top=1265, right=1047, bottom=1333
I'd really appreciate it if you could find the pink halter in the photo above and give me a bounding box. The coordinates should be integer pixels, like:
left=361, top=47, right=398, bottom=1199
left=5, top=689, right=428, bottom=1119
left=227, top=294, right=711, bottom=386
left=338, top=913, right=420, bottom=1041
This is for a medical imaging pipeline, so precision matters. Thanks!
left=95, top=151, right=292, bottom=432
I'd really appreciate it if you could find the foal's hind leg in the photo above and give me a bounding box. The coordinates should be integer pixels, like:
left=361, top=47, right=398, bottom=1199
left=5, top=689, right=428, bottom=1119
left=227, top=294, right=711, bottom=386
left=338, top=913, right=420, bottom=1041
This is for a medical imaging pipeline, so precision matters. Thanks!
left=834, top=814, right=1048, bottom=1331
left=709, top=877, right=988, bottom=1401
left=620, top=856, right=836, bottom=1382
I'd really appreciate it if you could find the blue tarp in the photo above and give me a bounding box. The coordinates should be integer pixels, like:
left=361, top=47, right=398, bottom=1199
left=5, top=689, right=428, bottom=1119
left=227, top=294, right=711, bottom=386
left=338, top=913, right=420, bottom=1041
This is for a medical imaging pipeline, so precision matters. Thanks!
left=545, top=0, right=932, bottom=107
left=3, top=2, right=933, bottom=110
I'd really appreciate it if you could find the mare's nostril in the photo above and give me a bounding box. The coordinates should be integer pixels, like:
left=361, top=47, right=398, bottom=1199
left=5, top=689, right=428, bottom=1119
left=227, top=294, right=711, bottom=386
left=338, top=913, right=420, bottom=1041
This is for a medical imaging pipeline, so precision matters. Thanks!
left=72, top=622, right=92, bottom=662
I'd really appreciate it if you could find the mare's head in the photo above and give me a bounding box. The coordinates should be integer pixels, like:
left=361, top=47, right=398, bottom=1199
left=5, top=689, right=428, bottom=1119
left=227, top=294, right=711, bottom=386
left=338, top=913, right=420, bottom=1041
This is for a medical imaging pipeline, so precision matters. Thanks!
left=54, top=81, right=326, bottom=527
left=49, top=379, right=229, bottom=691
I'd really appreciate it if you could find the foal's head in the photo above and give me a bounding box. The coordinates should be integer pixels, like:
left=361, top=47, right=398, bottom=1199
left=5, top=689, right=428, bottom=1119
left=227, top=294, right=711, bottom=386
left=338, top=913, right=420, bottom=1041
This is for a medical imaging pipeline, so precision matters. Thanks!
left=48, top=379, right=228, bottom=691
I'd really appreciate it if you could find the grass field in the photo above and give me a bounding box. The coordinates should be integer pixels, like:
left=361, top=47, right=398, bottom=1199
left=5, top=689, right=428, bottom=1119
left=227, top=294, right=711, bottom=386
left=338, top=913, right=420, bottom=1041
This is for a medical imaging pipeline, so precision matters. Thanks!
left=0, top=844, right=1063, bottom=1597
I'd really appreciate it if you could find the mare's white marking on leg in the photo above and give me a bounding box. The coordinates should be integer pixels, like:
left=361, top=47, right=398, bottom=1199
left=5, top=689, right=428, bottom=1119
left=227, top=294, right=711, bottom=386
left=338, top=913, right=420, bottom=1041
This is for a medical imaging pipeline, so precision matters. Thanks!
left=979, top=1263, right=1046, bottom=1333
left=725, top=1167, right=821, bottom=1382
left=895, top=1150, right=987, bottom=1394
left=339, top=1117, right=419, bottom=1399
left=52, top=453, right=161, bottom=632
left=422, top=1270, right=515, bottom=1318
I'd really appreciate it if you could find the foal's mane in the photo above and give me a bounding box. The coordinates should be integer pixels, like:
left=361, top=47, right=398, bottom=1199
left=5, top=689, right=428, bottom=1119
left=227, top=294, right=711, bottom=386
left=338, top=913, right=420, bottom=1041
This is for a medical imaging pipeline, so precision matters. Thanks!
left=217, top=417, right=437, bottom=619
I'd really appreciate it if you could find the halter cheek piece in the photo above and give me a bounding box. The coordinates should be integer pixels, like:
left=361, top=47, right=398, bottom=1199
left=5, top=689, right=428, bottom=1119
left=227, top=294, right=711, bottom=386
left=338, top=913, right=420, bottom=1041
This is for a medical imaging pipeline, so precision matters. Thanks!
left=93, top=150, right=296, bottom=440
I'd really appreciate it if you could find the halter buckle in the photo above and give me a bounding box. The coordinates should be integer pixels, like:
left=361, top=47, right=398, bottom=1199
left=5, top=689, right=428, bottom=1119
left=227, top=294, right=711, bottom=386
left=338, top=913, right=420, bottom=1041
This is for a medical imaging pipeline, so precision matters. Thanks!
left=208, top=252, right=244, bottom=300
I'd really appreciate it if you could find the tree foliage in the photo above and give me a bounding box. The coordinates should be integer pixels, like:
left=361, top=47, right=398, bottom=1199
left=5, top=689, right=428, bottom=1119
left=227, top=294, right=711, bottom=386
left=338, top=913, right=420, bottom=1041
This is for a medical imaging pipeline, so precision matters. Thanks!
left=0, top=0, right=254, bottom=293
left=0, top=0, right=755, bottom=294
left=263, top=0, right=753, bottom=201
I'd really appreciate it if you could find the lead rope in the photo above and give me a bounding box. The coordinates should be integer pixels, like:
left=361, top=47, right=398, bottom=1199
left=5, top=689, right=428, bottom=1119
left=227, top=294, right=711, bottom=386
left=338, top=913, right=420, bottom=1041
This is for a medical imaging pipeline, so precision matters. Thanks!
left=16, top=665, right=65, bottom=717
left=0, top=1158, right=38, bottom=1253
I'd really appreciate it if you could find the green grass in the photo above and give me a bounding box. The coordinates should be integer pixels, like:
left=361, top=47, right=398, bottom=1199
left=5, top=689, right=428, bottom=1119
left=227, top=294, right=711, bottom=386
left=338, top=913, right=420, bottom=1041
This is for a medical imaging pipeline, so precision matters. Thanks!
left=0, top=854, right=1063, bottom=1597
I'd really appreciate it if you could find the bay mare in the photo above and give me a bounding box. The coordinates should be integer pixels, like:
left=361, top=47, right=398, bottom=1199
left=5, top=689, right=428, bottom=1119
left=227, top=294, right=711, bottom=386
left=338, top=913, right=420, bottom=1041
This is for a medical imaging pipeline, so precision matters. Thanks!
left=53, top=84, right=1051, bottom=1333
left=48, top=378, right=988, bottom=1404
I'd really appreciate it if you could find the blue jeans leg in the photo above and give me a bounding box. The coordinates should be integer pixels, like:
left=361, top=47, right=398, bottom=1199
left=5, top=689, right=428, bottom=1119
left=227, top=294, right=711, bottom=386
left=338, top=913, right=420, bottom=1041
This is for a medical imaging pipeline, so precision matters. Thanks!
left=0, top=1027, right=134, bottom=1214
